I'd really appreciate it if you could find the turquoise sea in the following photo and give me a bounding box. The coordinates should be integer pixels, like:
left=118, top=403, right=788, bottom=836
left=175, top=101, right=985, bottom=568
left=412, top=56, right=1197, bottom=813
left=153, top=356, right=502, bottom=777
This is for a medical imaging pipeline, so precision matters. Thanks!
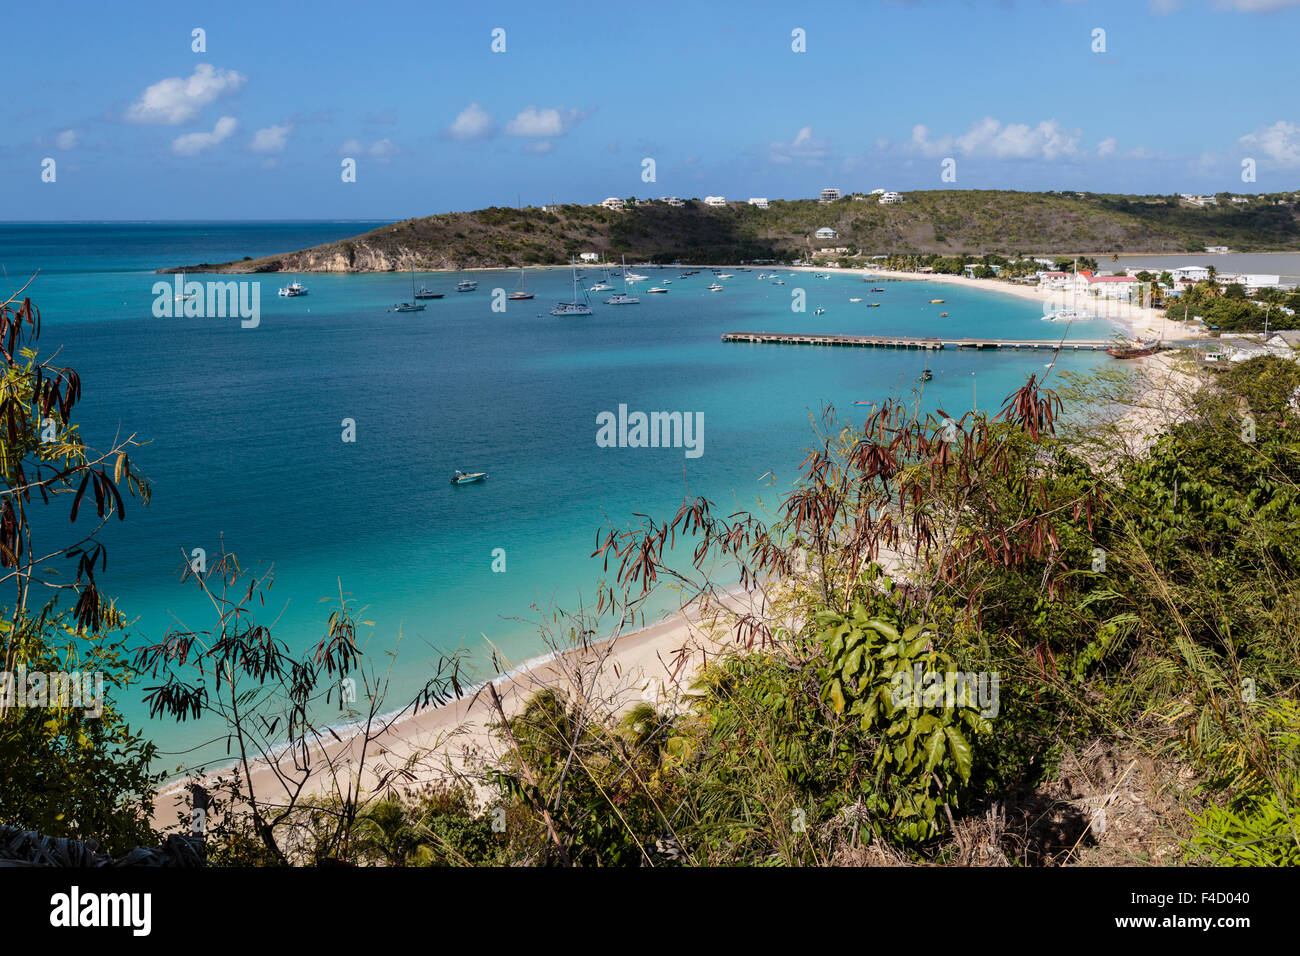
left=2, top=222, right=1114, bottom=772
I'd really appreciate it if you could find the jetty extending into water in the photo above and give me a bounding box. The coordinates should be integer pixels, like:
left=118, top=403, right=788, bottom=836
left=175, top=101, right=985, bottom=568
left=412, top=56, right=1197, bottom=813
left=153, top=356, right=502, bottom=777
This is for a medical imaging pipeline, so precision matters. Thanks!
left=720, top=332, right=1118, bottom=351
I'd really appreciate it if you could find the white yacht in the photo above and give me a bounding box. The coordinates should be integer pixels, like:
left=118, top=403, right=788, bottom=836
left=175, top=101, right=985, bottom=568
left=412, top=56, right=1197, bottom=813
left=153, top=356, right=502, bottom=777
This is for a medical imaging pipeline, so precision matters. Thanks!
left=278, top=279, right=308, bottom=297
left=708, top=282, right=724, bottom=292
left=456, top=279, right=477, bottom=292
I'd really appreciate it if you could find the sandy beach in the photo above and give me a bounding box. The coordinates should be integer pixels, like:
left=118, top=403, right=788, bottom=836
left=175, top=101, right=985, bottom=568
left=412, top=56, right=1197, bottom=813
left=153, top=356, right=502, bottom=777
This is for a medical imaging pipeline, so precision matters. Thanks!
left=153, top=587, right=752, bottom=826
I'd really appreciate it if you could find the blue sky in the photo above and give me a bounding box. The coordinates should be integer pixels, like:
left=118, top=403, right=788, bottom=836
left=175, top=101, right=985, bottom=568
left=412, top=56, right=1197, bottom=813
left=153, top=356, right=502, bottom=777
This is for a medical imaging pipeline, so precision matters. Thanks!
left=5, top=0, right=1300, bottom=220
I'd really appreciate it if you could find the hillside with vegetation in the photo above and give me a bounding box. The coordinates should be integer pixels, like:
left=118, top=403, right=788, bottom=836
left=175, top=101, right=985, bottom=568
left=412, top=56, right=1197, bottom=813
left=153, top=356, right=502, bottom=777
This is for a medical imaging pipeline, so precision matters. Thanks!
left=161, top=189, right=1300, bottom=274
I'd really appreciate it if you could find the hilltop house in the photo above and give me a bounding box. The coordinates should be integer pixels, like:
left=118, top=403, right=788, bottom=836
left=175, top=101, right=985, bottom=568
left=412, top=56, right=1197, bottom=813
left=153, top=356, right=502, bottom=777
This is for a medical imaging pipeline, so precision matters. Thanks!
left=1180, top=194, right=1218, bottom=207
left=815, top=227, right=838, bottom=240
left=579, top=252, right=600, bottom=263
left=878, top=191, right=904, bottom=205
left=600, top=197, right=625, bottom=210
left=704, top=196, right=727, bottom=206
left=748, top=197, right=769, bottom=209
left=820, top=187, right=842, bottom=203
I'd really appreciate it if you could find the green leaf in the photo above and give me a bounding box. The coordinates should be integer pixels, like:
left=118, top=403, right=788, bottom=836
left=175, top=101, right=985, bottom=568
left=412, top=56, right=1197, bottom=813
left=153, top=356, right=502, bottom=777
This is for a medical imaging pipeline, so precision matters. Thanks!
left=944, top=725, right=973, bottom=782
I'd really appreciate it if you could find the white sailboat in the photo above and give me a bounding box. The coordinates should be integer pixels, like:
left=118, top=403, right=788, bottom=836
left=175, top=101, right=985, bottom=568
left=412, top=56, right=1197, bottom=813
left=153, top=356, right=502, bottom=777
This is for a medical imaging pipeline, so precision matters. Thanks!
left=605, top=254, right=640, bottom=305
left=551, top=257, right=593, bottom=316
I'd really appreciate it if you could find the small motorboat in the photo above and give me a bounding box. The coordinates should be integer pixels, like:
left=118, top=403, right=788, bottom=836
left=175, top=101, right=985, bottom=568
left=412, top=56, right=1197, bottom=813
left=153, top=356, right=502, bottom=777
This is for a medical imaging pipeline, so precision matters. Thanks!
left=919, top=369, right=933, bottom=382
left=393, top=302, right=426, bottom=312
left=456, top=279, right=477, bottom=292
left=646, top=286, right=669, bottom=294
left=871, top=287, right=885, bottom=292
left=867, top=302, right=881, bottom=308
left=939, top=312, right=949, bottom=317
left=451, top=470, right=489, bottom=485
left=849, top=297, right=862, bottom=302
left=814, top=308, right=826, bottom=315
left=708, top=283, right=724, bottom=292
left=414, top=287, right=444, bottom=299
left=930, top=299, right=945, bottom=304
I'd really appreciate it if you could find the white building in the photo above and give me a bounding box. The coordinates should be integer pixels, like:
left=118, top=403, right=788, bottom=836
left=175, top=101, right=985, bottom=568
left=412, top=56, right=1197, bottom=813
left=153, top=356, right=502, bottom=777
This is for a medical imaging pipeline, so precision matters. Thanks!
left=662, top=196, right=685, bottom=207
left=600, top=197, right=625, bottom=210
left=1170, top=266, right=1211, bottom=283
left=1180, top=194, right=1218, bottom=207
left=878, top=191, right=904, bottom=205
left=703, top=196, right=727, bottom=206
left=820, top=187, right=842, bottom=203
left=579, top=252, right=600, bottom=263
left=1078, top=274, right=1140, bottom=299
left=748, top=197, right=769, bottom=209
left=870, top=188, right=886, bottom=195
left=1037, top=271, right=1073, bottom=291
left=1205, top=245, right=1229, bottom=253
left=814, top=227, right=838, bottom=240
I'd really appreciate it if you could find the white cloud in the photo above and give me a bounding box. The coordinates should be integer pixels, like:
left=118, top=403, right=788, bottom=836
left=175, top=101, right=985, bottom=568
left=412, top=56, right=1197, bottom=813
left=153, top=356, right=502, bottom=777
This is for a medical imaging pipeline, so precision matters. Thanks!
left=1097, top=137, right=1117, bottom=157
left=504, top=106, right=585, bottom=137
left=448, top=103, right=495, bottom=140
left=55, top=129, right=79, bottom=150
left=171, top=116, right=237, bottom=156
left=1239, top=120, right=1300, bottom=164
left=910, top=117, right=1081, bottom=161
left=769, top=125, right=831, bottom=164
left=250, top=124, right=291, bottom=153
left=127, top=64, right=247, bottom=125
left=339, top=138, right=398, bottom=162
left=1216, top=0, right=1300, bottom=11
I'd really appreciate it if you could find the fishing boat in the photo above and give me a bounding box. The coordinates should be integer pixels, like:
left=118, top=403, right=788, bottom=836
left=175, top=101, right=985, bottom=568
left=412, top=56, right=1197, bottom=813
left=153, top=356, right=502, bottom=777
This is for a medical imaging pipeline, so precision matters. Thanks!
left=450, top=470, right=488, bottom=485
left=278, top=280, right=308, bottom=297
left=551, top=257, right=593, bottom=316
left=456, top=279, right=477, bottom=292
left=508, top=268, right=535, bottom=300
left=1105, top=340, right=1159, bottom=359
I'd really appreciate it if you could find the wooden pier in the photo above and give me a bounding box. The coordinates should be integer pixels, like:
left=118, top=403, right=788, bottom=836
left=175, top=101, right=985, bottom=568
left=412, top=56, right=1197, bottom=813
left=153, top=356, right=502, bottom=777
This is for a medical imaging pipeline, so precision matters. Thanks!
left=720, top=332, right=1116, bottom=351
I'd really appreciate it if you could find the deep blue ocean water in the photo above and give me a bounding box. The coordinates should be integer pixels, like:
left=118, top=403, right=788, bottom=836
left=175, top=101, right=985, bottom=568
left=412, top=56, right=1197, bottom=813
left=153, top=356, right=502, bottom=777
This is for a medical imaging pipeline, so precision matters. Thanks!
left=1, top=223, right=1113, bottom=771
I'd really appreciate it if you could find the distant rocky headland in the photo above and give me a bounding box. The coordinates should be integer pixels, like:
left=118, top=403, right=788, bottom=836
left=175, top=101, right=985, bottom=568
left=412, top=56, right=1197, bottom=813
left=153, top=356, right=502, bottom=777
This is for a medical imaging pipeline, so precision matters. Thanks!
left=158, top=188, right=1300, bottom=274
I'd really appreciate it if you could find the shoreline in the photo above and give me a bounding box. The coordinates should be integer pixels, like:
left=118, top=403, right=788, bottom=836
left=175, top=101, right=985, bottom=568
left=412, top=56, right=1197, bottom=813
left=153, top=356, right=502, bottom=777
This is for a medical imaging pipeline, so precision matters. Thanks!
left=152, top=586, right=752, bottom=826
